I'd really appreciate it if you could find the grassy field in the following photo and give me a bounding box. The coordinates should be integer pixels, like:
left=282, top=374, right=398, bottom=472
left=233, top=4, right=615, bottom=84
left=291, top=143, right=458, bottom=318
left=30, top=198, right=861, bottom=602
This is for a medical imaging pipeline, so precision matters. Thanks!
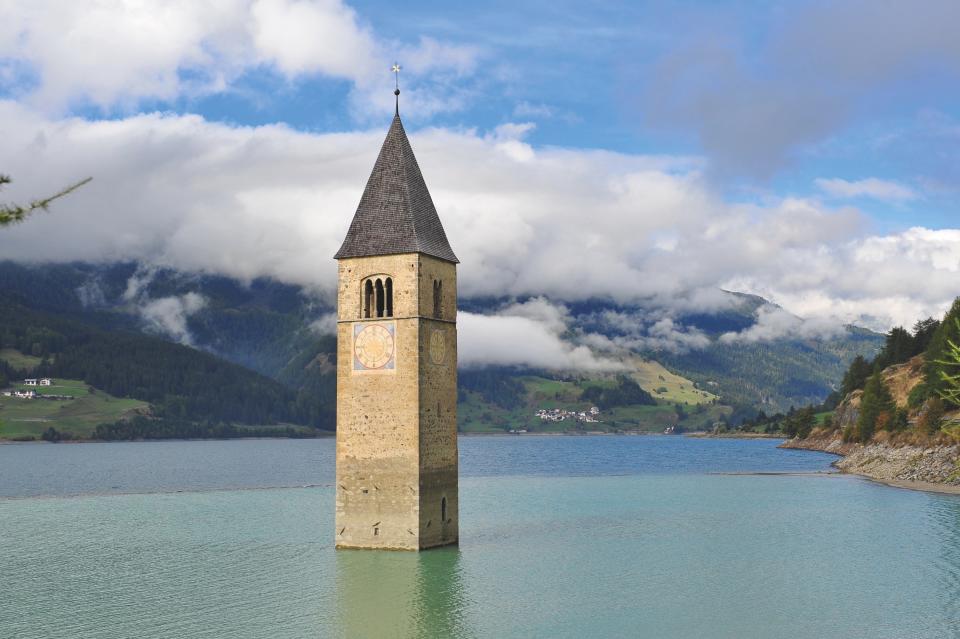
left=0, top=379, right=148, bottom=440
left=630, top=358, right=718, bottom=405
left=0, top=348, right=43, bottom=371
left=457, top=372, right=725, bottom=434
left=676, top=403, right=734, bottom=431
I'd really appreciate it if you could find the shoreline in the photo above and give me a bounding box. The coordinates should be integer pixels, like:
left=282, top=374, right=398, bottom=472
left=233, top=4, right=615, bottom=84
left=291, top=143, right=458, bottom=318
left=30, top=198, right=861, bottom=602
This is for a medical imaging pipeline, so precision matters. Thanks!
left=1, top=430, right=675, bottom=444
left=781, top=437, right=960, bottom=496
left=0, top=433, right=336, bottom=445
left=859, top=474, right=960, bottom=496
left=685, top=432, right=785, bottom=439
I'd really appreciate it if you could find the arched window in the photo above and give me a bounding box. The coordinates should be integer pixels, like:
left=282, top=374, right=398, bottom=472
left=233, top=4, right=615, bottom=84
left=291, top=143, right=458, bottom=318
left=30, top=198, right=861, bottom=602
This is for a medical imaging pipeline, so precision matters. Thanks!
left=385, top=278, right=393, bottom=317
left=441, top=496, right=447, bottom=522
left=363, top=280, right=373, bottom=319
left=375, top=279, right=385, bottom=317
left=363, top=275, right=393, bottom=319
left=433, top=280, right=442, bottom=318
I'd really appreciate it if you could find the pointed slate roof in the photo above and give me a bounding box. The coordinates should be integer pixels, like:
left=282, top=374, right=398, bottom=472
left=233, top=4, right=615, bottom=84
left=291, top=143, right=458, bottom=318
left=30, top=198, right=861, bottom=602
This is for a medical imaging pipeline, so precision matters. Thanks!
left=334, top=113, right=459, bottom=263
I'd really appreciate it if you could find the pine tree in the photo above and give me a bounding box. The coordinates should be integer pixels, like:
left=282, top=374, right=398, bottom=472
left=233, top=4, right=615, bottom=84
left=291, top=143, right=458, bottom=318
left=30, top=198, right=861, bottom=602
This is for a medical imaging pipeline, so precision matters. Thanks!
left=912, top=317, right=940, bottom=355
left=855, top=371, right=895, bottom=443
left=925, top=298, right=960, bottom=398
left=934, top=317, right=960, bottom=410
left=874, top=327, right=914, bottom=369
left=841, top=355, right=873, bottom=396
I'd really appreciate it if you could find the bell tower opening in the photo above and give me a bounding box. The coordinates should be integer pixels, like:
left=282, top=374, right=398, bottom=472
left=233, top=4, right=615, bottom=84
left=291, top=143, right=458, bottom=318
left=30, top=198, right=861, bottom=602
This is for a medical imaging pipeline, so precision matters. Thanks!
left=363, top=280, right=373, bottom=318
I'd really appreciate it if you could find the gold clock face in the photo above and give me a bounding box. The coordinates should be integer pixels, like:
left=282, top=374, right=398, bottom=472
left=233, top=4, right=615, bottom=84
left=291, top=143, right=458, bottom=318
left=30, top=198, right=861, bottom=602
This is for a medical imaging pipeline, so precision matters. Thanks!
left=429, top=329, right=446, bottom=365
left=354, top=323, right=395, bottom=370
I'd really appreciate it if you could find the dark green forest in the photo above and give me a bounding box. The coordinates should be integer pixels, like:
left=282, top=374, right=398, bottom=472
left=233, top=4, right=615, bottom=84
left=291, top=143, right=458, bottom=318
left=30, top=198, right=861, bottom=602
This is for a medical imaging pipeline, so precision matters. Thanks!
left=0, top=295, right=334, bottom=432
left=742, top=298, right=960, bottom=442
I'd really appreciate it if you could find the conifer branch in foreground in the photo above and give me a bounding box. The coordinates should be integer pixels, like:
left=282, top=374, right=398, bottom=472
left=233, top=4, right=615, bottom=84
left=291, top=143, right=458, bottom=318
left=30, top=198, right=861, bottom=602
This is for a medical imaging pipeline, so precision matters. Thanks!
left=0, top=174, right=92, bottom=227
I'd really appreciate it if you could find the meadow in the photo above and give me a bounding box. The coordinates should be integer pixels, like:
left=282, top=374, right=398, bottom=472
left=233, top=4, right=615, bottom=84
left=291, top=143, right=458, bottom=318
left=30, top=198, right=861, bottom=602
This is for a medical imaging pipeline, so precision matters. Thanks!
left=0, top=379, right=148, bottom=440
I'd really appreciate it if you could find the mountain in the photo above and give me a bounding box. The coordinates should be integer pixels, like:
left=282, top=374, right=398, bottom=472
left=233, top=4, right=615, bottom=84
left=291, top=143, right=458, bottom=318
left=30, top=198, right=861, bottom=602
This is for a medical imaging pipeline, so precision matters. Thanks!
left=0, top=261, right=883, bottom=434
left=0, top=291, right=333, bottom=439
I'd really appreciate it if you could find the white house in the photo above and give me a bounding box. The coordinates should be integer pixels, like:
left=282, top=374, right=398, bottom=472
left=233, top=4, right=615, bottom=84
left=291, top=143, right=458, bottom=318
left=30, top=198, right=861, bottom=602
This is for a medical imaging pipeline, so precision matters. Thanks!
left=24, top=378, right=37, bottom=386
left=39, top=378, right=52, bottom=386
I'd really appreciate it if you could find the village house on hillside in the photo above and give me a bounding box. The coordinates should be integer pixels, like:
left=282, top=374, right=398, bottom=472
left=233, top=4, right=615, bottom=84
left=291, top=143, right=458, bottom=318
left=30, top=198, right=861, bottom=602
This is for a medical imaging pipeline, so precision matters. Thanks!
left=5, top=389, right=37, bottom=398
left=535, top=406, right=601, bottom=423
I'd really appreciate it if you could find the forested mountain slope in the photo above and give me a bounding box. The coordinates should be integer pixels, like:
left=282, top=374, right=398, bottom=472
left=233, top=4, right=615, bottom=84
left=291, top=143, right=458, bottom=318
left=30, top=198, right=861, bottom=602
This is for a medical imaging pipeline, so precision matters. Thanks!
left=0, top=294, right=333, bottom=430
left=0, top=261, right=883, bottom=432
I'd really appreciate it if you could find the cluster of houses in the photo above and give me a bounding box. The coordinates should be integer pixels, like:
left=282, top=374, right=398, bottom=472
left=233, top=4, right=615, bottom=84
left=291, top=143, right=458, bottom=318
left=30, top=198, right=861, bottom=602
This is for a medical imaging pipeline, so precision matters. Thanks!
left=2, top=378, right=73, bottom=401
left=535, top=406, right=601, bottom=423
left=5, top=389, right=38, bottom=399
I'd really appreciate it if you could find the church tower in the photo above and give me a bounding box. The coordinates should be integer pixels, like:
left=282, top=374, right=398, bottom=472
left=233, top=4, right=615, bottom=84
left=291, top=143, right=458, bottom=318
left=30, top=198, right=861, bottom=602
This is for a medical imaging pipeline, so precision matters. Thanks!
left=333, top=98, right=459, bottom=550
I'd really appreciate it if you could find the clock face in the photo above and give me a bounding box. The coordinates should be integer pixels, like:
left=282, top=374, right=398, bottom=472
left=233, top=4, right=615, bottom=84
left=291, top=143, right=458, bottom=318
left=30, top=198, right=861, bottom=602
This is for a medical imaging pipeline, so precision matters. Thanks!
left=353, top=323, right=395, bottom=371
left=429, top=329, right=446, bottom=365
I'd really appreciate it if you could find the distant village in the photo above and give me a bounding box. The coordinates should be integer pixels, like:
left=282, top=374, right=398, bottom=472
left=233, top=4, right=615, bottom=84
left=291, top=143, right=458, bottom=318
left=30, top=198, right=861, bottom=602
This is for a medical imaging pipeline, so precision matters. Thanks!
left=535, top=406, right=601, bottom=423
left=2, top=378, right=75, bottom=400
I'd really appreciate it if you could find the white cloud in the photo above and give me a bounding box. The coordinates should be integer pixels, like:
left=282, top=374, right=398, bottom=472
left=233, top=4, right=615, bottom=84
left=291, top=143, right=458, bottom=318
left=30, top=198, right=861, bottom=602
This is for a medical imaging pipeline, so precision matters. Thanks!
left=459, top=300, right=625, bottom=371
left=139, top=293, right=208, bottom=346
left=815, top=177, right=917, bottom=202
left=513, top=102, right=553, bottom=119
left=250, top=0, right=377, bottom=80
left=718, top=305, right=843, bottom=344
left=115, top=265, right=207, bottom=344
left=309, top=312, right=338, bottom=335
left=0, top=102, right=957, bottom=333
left=0, top=0, right=477, bottom=117
left=576, top=310, right=711, bottom=355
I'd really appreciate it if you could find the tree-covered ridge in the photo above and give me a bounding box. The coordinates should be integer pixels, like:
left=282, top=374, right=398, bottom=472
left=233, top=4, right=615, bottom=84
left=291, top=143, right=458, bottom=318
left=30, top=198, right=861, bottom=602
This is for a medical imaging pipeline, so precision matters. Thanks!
left=751, top=298, right=960, bottom=444
left=0, top=261, right=885, bottom=436
left=0, top=295, right=333, bottom=430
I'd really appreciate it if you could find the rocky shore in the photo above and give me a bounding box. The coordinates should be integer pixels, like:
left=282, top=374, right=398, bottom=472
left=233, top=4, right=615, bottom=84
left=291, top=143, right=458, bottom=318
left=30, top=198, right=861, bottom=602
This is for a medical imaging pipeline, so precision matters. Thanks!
left=781, top=433, right=960, bottom=494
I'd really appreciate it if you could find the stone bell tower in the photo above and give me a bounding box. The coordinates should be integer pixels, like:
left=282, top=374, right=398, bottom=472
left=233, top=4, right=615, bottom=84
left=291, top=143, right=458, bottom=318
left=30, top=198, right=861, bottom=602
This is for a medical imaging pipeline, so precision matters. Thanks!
left=333, top=96, right=459, bottom=550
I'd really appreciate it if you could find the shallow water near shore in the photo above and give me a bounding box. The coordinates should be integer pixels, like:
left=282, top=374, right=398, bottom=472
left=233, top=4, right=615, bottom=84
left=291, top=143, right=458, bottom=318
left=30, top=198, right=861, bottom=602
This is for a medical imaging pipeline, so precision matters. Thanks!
left=2, top=436, right=959, bottom=638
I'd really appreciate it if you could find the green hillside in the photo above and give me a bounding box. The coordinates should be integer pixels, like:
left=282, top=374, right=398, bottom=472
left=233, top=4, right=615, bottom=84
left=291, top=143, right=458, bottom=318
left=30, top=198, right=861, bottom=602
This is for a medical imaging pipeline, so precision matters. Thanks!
left=458, top=372, right=730, bottom=433
left=0, top=261, right=884, bottom=436
left=0, top=295, right=333, bottom=437
left=0, top=378, right=147, bottom=440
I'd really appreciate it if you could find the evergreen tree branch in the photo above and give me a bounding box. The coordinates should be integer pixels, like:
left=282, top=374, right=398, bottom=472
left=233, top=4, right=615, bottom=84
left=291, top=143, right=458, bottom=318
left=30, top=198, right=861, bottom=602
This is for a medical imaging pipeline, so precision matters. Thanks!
left=0, top=175, right=92, bottom=227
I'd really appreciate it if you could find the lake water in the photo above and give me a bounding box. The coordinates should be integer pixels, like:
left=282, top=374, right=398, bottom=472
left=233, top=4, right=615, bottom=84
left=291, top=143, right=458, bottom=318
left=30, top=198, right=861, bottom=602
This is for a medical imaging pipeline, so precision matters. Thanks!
left=2, top=436, right=959, bottom=638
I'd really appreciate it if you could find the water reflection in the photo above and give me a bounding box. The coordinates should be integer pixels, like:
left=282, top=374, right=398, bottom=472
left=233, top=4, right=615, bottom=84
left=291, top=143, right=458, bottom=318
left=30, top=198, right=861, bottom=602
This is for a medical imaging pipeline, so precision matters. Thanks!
left=335, top=547, right=472, bottom=639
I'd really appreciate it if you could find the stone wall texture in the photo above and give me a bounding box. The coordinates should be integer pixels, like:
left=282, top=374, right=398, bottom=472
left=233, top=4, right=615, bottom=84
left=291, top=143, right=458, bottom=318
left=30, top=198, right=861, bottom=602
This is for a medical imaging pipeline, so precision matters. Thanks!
left=335, top=253, right=458, bottom=550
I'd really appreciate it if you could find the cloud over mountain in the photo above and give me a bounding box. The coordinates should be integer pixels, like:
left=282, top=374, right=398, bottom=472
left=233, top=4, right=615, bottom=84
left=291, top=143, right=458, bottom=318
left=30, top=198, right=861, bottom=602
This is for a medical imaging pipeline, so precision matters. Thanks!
left=0, top=100, right=957, bottom=333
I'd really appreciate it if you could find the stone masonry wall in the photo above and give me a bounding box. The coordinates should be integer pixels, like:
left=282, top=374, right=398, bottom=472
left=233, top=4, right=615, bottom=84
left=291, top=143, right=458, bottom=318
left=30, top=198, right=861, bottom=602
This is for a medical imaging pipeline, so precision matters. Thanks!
left=335, top=253, right=458, bottom=550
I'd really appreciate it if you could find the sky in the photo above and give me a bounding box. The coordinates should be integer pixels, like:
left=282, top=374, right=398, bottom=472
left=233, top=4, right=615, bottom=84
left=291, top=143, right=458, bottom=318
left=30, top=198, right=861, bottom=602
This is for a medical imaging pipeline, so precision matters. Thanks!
left=0, top=0, right=958, bottom=358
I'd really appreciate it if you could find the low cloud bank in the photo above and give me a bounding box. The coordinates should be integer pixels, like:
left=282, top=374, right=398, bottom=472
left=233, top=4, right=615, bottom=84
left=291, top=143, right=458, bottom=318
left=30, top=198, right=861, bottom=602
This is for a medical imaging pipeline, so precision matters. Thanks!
left=458, top=298, right=626, bottom=371
left=0, top=102, right=957, bottom=331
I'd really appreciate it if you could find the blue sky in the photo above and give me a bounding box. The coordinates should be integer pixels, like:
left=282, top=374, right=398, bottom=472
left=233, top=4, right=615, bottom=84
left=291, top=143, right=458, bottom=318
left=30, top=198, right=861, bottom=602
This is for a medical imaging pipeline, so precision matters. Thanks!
left=6, top=0, right=955, bottom=231
left=63, top=0, right=956, bottom=231
left=0, top=0, right=958, bottom=337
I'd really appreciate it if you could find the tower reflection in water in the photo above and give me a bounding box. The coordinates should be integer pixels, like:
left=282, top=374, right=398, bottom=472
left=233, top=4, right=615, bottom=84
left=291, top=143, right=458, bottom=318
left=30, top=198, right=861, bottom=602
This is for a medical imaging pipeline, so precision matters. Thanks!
left=335, top=546, right=471, bottom=638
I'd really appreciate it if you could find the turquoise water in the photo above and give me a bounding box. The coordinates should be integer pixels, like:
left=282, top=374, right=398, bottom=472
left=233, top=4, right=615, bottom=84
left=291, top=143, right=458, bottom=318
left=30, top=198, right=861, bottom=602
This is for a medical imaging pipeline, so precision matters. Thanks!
left=2, top=437, right=960, bottom=638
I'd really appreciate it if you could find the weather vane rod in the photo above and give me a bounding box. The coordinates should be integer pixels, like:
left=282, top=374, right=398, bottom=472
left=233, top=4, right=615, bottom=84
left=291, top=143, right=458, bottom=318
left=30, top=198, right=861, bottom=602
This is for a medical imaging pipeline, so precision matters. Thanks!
left=392, top=62, right=402, bottom=115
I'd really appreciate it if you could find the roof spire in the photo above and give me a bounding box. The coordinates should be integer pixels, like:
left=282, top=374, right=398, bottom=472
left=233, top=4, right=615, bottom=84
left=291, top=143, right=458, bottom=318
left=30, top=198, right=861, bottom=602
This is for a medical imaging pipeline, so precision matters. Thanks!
left=334, top=91, right=459, bottom=264
left=391, top=62, right=402, bottom=115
